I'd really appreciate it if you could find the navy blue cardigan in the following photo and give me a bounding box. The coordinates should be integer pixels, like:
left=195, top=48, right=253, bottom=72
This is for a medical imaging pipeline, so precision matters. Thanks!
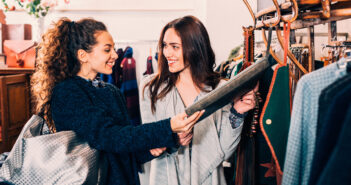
left=51, top=76, right=178, bottom=185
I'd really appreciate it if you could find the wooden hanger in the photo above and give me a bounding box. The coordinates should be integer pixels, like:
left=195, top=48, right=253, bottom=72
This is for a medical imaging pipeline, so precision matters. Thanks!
left=276, top=26, right=308, bottom=74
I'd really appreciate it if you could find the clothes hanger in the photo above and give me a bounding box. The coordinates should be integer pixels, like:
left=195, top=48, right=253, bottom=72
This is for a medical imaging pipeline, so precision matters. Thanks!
left=274, top=0, right=308, bottom=74
left=276, top=27, right=308, bottom=74
left=260, top=0, right=284, bottom=65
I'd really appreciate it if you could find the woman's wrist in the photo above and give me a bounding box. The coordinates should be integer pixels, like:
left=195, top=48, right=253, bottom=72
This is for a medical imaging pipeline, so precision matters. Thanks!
left=229, top=106, right=247, bottom=129
left=231, top=106, right=247, bottom=118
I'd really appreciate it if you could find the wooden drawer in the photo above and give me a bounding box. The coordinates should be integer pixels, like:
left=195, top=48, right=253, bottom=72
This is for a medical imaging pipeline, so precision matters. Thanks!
left=0, top=74, right=31, bottom=153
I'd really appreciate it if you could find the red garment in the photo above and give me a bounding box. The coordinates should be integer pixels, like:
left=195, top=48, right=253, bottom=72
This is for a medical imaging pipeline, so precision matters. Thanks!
left=143, top=56, right=154, bottom=75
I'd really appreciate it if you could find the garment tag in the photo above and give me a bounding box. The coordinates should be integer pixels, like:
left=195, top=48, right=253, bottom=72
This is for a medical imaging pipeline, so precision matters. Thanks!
left=128, top=59, right=131, bottom=64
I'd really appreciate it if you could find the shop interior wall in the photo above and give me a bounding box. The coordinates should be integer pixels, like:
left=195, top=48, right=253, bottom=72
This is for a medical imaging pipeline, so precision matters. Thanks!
left=2, top=0, right=204, bottom=85
left=3, top=0, right=351, bottom=85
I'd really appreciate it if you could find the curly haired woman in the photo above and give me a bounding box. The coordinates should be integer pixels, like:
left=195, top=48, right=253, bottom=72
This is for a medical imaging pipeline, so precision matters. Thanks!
left=31, top=17, right=203, bottom=185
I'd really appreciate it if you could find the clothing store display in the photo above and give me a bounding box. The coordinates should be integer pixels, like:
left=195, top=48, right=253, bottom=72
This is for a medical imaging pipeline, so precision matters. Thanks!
left=154, top=52, right=159, bottom=62
left=308, top=74, right=351, bottom=185
left=51, top=76, right=178, bottom=185
left=259, top=64, right=291, bottom=185
left=143, top=56, right=154, bottom=75
left=315, top=104, right=351, bottom=185
left=185, top=56, right=276, bottom=122
left=282, top=61, right=346, bottom=185
left=113, top=48, right=124, bottom=88
left=99, top=73, right=114, bottom=84
left=230, top=61, right=243, bottom=79
left=0, top=115, right=107, bottom=185
left=253, top=60, right=277, bottom=185
left=140, top=75, right=244, bottom=185
left=225, top=61, right=237, bottom=79
left=316, top=74, right=351, bottom=137
left=120, top=47, right=141, bottom=126
left=215, top=60, right=231, bottom=76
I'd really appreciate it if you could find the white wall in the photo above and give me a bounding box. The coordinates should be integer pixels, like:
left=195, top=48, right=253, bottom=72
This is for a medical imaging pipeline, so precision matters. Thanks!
left=3, top=0, right=350, bottom=82
left=1, top=0, right=210, bottom=84
left=206, top=0, right=256, bottom=64
left=1, top=0, right=253, bottom=83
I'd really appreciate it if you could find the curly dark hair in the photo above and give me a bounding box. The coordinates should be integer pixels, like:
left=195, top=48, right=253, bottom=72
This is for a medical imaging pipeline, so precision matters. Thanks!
left=143, top=15, right=220, bottom=113
left=31, top=17, right=107, bottom=131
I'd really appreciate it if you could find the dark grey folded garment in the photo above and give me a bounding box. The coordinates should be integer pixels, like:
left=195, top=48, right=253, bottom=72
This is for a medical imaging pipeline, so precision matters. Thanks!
left=185, top=57, right=276, bottom=121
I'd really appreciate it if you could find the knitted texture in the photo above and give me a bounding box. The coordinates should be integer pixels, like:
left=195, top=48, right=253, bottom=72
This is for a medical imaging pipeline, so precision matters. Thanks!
left=51, top=76, right=177, bottom=185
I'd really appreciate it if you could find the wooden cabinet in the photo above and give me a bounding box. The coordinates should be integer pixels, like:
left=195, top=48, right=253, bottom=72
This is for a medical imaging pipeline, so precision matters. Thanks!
left=0, top=68, right=33, bottom=153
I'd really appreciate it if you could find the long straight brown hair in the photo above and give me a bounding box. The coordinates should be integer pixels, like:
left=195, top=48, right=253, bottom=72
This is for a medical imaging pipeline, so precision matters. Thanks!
left=143, top=15, right=220, bottom=113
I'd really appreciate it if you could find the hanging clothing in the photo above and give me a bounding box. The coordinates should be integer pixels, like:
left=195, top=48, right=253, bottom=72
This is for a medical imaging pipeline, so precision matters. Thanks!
left=308, top=74, right=351, bottom=185
left=140, top=74, right=244, bottom=185
left=113, top=48, right=124, bottom=88
left=254, top=57, right=276, bottom=185
left=99, top=73, right=114, bottom=84
left=259, top=63, right=291, bottom=185
left=120, top=47, right=141, bottom=126
left=154, top=52, right=159, bottom=62
left=215, top=60, right=230, bottom=77
left=282, top=61, right=346, bottom=185
left=315, top=103, right=351, bottom=185
left=143, top=56, right=154, bottom=75
left=230, top=60, right=243, bottom=79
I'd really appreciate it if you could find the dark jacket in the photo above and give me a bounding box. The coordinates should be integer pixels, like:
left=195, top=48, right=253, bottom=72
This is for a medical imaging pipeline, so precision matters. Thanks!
left=51, top=76, right=178, bottom=185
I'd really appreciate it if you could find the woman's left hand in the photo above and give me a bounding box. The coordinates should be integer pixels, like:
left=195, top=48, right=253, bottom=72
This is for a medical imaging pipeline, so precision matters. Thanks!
left=177, top=129, right=193, bottom=146
left=150, top=147, right=167, bottom=157
left=233, top=83, right=259, bottom=114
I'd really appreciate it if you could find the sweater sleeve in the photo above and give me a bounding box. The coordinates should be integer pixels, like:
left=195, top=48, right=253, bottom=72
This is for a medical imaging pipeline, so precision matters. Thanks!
left=135, top=150, right=156, bottom=164
left=51, top=82, right=177, bottom=154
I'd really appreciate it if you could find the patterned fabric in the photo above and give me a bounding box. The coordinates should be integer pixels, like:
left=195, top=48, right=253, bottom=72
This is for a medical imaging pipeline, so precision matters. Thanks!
left=0, top=115, right=107, bottom=185
left=51, top=76, right=178, bottom=185
left=229, top=106, right=246, bottom=129
left=0, top=152, right=9, bottom=168
left=282, top=62, right=346, bottom=185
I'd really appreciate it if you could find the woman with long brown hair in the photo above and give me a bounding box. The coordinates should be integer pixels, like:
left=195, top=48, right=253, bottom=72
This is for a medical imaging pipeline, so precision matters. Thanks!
left=140, top=15, right=258, bottom=185
left=31, top=17, right=203, bottom=185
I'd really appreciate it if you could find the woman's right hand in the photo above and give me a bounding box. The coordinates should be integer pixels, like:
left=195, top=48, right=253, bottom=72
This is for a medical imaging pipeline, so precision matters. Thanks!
left=170, top=110, right=204, bottom=133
